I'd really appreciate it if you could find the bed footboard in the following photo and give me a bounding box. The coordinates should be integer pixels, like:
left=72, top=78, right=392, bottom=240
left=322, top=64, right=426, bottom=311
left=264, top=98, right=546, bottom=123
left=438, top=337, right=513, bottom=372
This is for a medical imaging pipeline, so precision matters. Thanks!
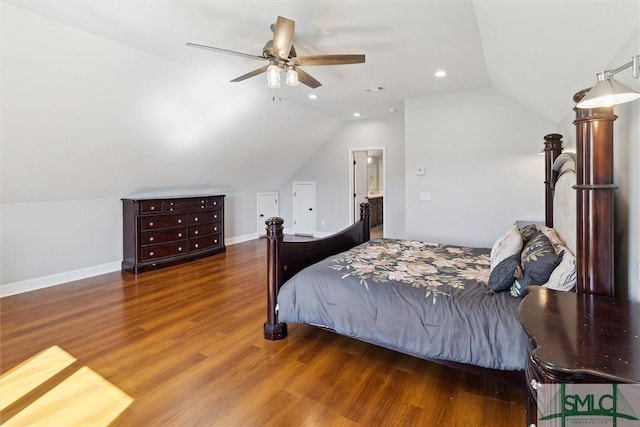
left=264, top=203, right=371, bottom=340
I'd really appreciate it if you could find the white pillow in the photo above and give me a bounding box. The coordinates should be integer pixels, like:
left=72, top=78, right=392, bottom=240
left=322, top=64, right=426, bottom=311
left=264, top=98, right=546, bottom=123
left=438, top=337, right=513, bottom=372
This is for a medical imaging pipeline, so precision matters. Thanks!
left=490, top=225, right=523, bottom=273
left=537, top=226, right=577, bottom=291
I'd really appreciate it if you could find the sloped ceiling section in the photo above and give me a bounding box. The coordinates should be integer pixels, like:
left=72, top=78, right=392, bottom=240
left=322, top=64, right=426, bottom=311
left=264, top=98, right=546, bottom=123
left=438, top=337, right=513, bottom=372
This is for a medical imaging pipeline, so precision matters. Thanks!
left=474, top=0, right=640, bottom=123
left=2, top=1, right=639, bottom=203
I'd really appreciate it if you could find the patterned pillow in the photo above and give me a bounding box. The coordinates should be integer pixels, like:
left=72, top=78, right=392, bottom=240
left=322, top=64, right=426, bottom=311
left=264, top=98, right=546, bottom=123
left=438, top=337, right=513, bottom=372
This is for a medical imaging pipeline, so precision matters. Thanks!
left=537, top=226, right=577, bottom=291
left=519, top=223, right=538, bottom=245
left=489, top=226, right=523, bottom=273
left=510, top=230, right=562, bottom=297
left=488, top=254, right=522, bottom=293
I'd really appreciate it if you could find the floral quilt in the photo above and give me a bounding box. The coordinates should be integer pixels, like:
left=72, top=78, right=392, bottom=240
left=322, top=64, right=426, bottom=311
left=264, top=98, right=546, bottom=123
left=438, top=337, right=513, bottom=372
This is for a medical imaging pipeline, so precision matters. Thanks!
left=328, top=238, right=491, bottom=300
left=277, top=238, right=527, bottom=370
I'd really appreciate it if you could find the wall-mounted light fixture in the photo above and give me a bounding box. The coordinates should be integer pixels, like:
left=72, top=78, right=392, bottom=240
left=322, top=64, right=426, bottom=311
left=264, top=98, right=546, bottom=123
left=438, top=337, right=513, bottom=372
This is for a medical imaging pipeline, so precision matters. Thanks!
left=577, top=55, right=640, bottom=109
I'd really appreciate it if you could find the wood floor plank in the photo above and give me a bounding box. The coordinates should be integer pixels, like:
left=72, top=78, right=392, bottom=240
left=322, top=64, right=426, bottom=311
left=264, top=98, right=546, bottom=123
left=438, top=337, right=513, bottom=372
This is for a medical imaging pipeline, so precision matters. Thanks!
left=1, top=239, right=526, bottom=426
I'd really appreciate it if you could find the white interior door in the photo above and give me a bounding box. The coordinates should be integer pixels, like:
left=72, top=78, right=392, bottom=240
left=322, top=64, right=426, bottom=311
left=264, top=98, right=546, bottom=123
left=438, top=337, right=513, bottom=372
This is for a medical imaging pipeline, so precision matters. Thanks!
left=293, top=182, right=315, bottom=236
left=257, top=192, right=278, bottom=236
left=353, top=151, right=368, bottom=222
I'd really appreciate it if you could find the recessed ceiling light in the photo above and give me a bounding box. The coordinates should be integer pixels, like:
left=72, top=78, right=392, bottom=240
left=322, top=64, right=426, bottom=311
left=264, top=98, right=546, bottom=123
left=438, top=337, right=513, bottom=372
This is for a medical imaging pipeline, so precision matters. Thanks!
left=365, top=86, right=383, bottom=92
left=434, top=70, right=446, bottom=78
left=353, top=112, right=361, bottom=118
left=308, top=94, right=318, bottom=100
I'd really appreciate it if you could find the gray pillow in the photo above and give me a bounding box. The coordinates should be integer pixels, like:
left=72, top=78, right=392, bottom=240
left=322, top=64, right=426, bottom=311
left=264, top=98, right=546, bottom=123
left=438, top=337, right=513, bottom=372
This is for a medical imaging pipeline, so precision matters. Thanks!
left=510, top=230, right=562, bottom=297
left=488, top=254, right=522, bottom=292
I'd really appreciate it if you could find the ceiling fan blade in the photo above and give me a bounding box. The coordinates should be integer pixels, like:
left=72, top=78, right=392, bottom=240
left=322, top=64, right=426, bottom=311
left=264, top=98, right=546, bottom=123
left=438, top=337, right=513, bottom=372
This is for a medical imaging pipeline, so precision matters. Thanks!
left=296, top=68, right=321, bottom=89
left=230, top=66, right=269, bottom=82
left=292, top=54, right=365, bottom=67
left=186, top=42, right=267, bottom=61
left=272, top=16, right=295, bottom=60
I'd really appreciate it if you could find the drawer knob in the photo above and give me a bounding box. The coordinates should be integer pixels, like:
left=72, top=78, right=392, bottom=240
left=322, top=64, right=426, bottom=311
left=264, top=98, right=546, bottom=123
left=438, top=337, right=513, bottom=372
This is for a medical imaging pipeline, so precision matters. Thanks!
left=170, top=208, right=174, bottom=212
left=150, top=206, right=155, bottom=211
left=195, top=230, right=199, bottom=235
left=214, top=215, right=218, bottom=219
left=194, top=217, right=199, bottom=222
left=178, top=219, right=182, bottom=224
left=201, top=206, right=205, bottom=209
left=530, top=379, right=541, bottom=390
left=213, top=227, right=218, bottom=232
left=214, top=239, right=218, bottom=244
left=195, top=243, right=199, bottom=248
left=178, top=247, right=183, bottom=252
left=178, top=233, right=183, bottom=238
left=149, top=237, right=154, bottom=242
left=149, top=222, right=154, bottom=227
left=149, top=251, right=154, bottom=256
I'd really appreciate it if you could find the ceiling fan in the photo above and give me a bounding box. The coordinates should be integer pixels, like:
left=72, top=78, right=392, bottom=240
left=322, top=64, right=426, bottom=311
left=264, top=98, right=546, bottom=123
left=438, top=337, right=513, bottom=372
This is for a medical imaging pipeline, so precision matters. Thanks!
left=186, top=16, right=365, bottom=89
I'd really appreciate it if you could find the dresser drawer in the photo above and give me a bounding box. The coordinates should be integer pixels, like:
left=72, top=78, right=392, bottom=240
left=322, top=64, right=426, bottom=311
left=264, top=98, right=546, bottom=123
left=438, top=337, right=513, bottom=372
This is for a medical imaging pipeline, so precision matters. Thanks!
left=141, top=227, right=187, bottom=246
left=188, top=210, right=222, bottom=225
left=190, top=234, right=223, bottom=252
left=140, top=241, right=188, bottom=261
left=140, top=214, right=187, bottom=231
left=190, top=223, right=222, bottom=238
left=164, top=198, right=208, bottom=213
left=140, top=200, right=163, bottom=214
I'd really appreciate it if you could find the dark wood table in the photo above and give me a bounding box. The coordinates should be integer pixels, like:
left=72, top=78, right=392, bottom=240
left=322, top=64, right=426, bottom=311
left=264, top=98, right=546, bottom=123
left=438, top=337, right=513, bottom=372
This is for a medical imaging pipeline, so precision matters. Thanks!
left=519, top=286, right=640, bottom=425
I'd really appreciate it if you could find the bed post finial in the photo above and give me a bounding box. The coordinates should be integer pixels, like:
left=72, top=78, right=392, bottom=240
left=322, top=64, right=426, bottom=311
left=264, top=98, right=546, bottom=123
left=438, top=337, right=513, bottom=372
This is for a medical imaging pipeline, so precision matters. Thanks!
left=573, top=89, right=617, bottom=297
left=264, top=217, right=288, bottom=340
left=543, top=133, right=563, bottom=227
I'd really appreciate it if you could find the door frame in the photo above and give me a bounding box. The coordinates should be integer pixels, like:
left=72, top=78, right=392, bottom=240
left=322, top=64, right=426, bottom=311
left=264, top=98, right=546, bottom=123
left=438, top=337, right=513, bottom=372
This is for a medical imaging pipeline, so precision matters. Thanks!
left=292, top=181, right=316, bottom=236
left=348, top=146, right=386, bottom=226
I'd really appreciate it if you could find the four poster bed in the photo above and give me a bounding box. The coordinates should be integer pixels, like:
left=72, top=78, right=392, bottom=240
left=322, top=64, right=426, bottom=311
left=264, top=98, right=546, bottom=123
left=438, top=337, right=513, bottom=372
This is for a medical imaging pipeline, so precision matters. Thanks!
left=263, top=91, right=620, bottom=391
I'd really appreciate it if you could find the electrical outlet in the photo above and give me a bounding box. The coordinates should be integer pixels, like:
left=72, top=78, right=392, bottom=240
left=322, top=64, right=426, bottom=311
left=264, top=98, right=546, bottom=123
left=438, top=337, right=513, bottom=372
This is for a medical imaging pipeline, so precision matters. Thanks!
left=419, top=192, right=432, bottom=201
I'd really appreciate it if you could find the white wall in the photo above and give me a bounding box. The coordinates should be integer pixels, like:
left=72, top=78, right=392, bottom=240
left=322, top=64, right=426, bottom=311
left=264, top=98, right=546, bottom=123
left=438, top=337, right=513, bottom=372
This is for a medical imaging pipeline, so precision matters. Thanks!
left=0, top=4, right=341, bottom=294
left=278, top=114, right=406, bottom=239
left=405, top=88, right=557, bottom=248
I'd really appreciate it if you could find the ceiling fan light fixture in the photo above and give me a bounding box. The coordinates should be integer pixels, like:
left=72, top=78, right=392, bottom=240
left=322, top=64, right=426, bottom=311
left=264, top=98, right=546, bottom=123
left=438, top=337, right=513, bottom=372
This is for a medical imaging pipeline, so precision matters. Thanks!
left=267, top=63, right=280, bottom=88
left=286, top=68, right=299, bottom=86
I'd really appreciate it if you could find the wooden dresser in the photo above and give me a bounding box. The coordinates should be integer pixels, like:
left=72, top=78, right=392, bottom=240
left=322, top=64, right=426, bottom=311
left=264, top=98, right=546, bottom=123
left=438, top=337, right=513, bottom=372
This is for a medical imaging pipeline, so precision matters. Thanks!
left=519, top=286, right=640, bottom=426
left=122, top=195, right=225, bottom=274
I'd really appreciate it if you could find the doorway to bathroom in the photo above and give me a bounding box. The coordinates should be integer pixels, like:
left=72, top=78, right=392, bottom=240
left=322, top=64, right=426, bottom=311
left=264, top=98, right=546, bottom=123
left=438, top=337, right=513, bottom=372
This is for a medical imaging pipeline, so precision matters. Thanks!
left=349, top=147, right=385, bottom=239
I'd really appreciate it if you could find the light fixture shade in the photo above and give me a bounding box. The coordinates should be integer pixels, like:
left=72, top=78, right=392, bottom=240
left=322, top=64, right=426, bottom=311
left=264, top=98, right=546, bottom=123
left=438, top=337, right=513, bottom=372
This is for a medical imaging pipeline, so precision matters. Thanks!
left=267, top=64, right=280, bottom=89
left=286, top=68, right=299, bottom=86
left=577, top=77, right=640, bottom=109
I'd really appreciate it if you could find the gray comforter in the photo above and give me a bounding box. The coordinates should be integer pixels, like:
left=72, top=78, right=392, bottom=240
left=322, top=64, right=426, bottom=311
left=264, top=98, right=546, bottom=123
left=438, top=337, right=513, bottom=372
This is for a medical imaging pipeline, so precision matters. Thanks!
left=277, top=238, right=527, bottom=371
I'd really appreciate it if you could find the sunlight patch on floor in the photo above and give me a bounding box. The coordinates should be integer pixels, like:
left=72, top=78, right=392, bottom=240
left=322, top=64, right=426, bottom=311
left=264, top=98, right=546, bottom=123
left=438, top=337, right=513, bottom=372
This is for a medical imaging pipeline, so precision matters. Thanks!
left=1, top=346, right=132, bottom=426
left=0, top=346, right=76, bottom=410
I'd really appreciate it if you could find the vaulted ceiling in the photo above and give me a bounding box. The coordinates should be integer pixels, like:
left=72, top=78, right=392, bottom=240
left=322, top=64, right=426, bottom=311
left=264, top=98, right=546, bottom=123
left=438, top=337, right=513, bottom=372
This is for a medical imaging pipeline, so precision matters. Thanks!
left=2, top=1, right=638, bottom=202
left=8, top=1, right=639, bottom=123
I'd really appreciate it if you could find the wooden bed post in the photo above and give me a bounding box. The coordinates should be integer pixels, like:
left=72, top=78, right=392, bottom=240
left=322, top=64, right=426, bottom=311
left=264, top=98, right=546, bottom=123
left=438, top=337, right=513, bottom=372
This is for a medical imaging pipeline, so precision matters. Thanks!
left=543, top=133, right=563, bottom=227
left=573, top=90, right=617, bottom=297
left=264, top=217, right=288, bottom=340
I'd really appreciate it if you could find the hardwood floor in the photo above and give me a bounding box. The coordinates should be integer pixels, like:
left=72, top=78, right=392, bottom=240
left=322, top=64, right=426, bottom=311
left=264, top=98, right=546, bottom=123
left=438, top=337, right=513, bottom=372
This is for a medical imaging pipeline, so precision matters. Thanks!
left=1, top=239, right=526, bottom=426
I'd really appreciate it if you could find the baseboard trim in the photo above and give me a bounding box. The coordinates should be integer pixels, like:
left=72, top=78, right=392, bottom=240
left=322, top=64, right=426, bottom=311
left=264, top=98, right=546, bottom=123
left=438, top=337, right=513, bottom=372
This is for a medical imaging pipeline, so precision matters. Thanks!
left=0, top=261, right=122, bottom=298
left=0, top=235, right=260, bottom=298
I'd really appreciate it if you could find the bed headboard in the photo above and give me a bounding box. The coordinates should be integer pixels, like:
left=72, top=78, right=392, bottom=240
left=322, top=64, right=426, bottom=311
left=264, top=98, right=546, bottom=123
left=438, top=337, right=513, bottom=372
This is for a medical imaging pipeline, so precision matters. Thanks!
left=551, top=153, right=577, bottom=256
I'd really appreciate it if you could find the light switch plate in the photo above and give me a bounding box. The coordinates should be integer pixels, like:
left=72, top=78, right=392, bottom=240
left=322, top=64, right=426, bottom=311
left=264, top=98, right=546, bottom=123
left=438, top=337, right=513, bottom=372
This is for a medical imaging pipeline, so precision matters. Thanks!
left=416, top=167, right=425, bottom=176
left=420, top=192, right=432, bottom=201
